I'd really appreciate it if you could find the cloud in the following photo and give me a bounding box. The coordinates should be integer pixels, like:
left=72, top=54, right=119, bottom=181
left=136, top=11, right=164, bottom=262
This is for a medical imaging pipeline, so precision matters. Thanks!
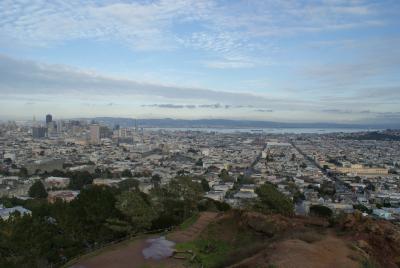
left=141, top=103, right=264, bottom=110
left=0, top=0, right=207, bottom=50
left=255, top=109, right=273, bottom=113
left=319, top=86, right=400, bottom=104
left=375, top=112, right=400, bottom=119
left=0, top=0, right=391, bottom=64
left=301, top=36, right=400, bottom=91
left=0, top=55, right=279, bottom=106
left=198, top=103, right=222, bottom=109
left=142, top=104, right=184, bottom=109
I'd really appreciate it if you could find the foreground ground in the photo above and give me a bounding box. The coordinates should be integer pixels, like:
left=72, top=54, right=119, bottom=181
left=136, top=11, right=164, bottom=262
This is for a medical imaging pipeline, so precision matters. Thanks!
left=69, top=212, right=219, bottom=268
left=69, top=211, right=400, bottom=268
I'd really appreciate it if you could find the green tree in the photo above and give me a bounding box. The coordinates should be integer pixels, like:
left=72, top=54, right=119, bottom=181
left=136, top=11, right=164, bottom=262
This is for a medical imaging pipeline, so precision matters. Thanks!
left=353, top=204, right=372, bottom=214
left=152, top=176, right=203, bottom=226
left=237, top=174, right=255, bottom=185
left=64, top=186, right=120, bottom=243
left=309, top=205, right=333, bottom=218
left=254, top=183, right=294, bottom=216
left=201, top=178, right=210, bottom=192
left=219, top=169, right=233, bottom=182
left=151, top=174, right=162, bottom=188
left=28, top=180, right=48, bottom=198
left=196, top=158, right=203, bottom=166
left=115, top=191, right=157, bottom=233
left=18, top=167, right=28, bottom=178
left=121, top=169, right=133, bottom=178
left=118, top=178, right=139, bottom=191
left=0, top=213, right=65, bottom=267
left=68, top=171, right=93, bottom=190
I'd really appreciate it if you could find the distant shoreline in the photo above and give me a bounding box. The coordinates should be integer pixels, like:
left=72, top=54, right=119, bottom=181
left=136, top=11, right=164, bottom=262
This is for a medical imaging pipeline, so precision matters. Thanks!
left=142, top=127, right=383, bottom=134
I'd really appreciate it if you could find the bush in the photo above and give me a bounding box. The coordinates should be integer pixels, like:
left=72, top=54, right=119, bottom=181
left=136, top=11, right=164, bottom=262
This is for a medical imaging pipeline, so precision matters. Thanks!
left=309, top=205, right=333, bottom=218
left=28, top=180, right=48, bottom=199
left=353, top=204, right=372, bottom=214
left=254, top=183, right=294, bottom=216
left=198, top=198, right=231, bottom=212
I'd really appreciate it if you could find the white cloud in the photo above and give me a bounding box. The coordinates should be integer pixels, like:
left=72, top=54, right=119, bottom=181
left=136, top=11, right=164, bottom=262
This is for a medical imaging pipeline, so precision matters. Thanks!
left=0, top=54, right=275, bottom=106
left=0, top=0, right=389, bottom=57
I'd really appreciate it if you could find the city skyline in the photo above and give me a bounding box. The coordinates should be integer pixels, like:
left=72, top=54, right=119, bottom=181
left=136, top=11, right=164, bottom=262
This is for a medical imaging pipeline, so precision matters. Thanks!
left=0, top=0, right=400, bottom=124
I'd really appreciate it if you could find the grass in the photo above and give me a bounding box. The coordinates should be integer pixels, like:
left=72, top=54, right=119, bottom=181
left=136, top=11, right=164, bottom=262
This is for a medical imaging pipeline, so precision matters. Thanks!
left=180, top=213, right=200, bottom=230
left=361, top=258, right=379, bottom=268
left=176, top=239, right=232, bottom=268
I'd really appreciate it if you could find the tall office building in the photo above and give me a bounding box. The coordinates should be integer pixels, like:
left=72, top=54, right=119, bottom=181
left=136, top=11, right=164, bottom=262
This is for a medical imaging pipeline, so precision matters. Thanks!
left=32, top=126, right=47, bottom=139
left=46, top=114, right=52, bottom=124
left=90, top=124, right=112, bottom=144
left=57, top=121, right=63, bottom=133
left=90, top=125, right=100, bottom=144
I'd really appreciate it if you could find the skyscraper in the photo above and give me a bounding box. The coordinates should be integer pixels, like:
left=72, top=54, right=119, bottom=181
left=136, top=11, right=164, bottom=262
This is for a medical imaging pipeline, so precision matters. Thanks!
left=32, top=126, right=47, bottom=139
left=90, top=124, right=100, bottom=144
left=90, top=124, right=111, bottom=144
left=46, top=114, right=52, bottom=124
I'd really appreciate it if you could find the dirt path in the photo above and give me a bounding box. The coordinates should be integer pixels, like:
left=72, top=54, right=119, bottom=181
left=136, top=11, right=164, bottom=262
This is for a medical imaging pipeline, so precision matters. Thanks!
left=70, top=236, right=182, bottom=268
left=168, top=212, right=219, bottom=243
left=69, top=212, right=219, bottom=268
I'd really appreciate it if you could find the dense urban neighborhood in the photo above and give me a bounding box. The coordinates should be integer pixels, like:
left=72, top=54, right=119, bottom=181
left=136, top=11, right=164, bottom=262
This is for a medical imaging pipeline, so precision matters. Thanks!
left=1, top=118, right=400, bottom=221
left=1, top=117, right=400, bottom=267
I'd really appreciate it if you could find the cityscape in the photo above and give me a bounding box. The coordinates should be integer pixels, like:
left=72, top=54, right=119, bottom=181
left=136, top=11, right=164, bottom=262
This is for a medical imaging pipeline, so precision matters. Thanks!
left=1, top=115, right=400, bottom=267
left=1, top=0, right=400, bottom=267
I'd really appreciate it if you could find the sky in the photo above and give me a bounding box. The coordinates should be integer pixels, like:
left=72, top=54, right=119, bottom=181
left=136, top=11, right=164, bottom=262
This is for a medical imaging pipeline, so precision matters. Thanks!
left=0, top=0, right=399, bottom=124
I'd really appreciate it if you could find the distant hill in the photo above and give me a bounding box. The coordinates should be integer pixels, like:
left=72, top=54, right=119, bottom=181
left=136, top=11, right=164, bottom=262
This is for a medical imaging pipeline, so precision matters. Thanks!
left=85, top=117, right=399, bottom=129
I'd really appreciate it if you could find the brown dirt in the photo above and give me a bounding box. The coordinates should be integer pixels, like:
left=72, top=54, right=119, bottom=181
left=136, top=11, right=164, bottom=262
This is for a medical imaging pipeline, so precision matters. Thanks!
left=69, top=235, right=184, bottom=268
left=230, top=233, right=363, bottom=268
left=69, top=212, right=219, bottom=268
left=337, top=213, right=400, bottom=267
left=168, top=211, right=219, bottom=243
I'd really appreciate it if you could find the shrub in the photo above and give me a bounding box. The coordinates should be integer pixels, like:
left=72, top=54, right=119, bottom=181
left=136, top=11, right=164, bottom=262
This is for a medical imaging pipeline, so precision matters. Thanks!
left=254, top=183, right=294, bottom=216
left=309, top=205, right=333, bottom=218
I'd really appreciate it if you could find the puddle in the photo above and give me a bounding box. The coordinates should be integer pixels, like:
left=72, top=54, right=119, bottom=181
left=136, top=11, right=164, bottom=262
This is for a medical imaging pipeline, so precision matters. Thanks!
left=142, top=236, right=176, bottom=260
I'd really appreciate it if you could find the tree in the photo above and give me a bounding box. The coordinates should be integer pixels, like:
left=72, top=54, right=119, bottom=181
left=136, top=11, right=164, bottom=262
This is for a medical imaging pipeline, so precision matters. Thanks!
left=177, top=169, right=189, bottom=176
left=237, top=174, right=255, bottom=185
left=254, top=183, right=294, bottom=216
left=68, top=171, right=93, bottom=190
left=104, top=168, right=113, bottom=178
left=118, top=178, right=139, bottom=191
left=309, top=205, right=333, bottom=218
left=0, top=212, right=66, bottom=267
left=115, top=191, right=157, bottom=233
left=121, top=169, right=132, bottom=178
left=219, top=169, right=232, bottom=182
left=353, top=204, right=372, bottom=214
left=151, top=176, right=203, bottom=226
left=29, top=180, right=48, bottom=198
left=196, top=158, right=203, bottom=167
left=48, top=169, right=66, bottom=177
left=151, top=174, right=162, bottom=188
left=293, top=191, right=305, bottom=203
left=201, top=178, right=210, bottom=192
left=66, top=186, right=120, bottom=243
left=18, top=167, right=28, bottom=178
